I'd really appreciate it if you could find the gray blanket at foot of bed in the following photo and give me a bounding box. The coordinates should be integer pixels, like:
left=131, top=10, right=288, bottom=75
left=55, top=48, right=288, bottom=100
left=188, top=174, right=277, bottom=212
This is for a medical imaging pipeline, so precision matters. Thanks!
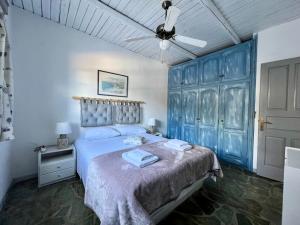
left=84, top=141, right=223, bottom=225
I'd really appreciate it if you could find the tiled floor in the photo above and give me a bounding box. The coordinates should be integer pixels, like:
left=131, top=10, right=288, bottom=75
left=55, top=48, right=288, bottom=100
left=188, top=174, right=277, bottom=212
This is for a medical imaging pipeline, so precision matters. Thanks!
left=0, top=164, right=283, bottom=225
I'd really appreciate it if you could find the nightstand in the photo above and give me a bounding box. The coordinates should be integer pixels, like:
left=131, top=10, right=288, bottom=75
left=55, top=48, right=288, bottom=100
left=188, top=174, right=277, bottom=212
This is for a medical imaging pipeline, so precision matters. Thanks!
left=38, top=145, right=76, bottom=187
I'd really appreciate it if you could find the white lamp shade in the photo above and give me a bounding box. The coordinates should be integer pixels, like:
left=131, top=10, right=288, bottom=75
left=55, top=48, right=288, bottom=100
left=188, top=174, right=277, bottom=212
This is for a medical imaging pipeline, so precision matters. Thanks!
left=56, top=122, right=72, bottom=135
left=148, top=118, right=157, bottom=126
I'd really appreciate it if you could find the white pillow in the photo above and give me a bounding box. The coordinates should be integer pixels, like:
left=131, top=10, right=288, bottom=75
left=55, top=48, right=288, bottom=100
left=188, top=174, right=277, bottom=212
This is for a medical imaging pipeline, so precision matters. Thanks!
left=80, top=126, right=121, bottom=140
left=113, top=125, right=147, bottom=136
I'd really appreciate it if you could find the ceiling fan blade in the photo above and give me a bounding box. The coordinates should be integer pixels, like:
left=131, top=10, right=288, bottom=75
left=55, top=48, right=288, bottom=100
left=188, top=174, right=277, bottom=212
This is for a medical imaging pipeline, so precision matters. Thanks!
left=124, top=36, right=156, bottom=42
left=164, top=6, right=181, bottom=32
left=174, top=35, right=207, bottom=48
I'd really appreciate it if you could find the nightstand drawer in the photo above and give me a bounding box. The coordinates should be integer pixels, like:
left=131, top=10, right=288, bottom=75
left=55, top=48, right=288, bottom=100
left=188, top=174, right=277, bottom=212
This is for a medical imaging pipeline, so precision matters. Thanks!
left=39, top=168, right=75, bottom=185
left=40, top=159, right=75, bottom=175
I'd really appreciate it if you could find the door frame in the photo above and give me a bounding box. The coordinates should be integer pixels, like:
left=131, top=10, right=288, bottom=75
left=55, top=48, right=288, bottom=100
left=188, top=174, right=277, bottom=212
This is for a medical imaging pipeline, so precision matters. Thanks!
left=247, top=36, right=257, bottom=172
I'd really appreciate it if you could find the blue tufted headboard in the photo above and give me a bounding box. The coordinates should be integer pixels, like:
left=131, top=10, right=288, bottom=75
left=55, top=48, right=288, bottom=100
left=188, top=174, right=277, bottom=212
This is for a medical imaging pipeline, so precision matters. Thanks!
left=78, top=97, right=143, bottom=127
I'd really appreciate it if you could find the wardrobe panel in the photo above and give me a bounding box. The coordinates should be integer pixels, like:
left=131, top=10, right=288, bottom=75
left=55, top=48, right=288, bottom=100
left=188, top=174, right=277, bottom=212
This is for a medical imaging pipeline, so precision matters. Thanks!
left=182, top=125, right=196, bottom=144
left=167, top=90, right=182, bottom=139
left=168, top=66, right=182, bottom=89
left=201, top=54, right=221, bottom=84
left=223, top=86, right=245, bottom=130
left=219, top=82, right=249, bottom=166
left=181, top=89, right=198, bottom=143
left=197, top=86, right=219, bottom=153
left=222, top=42, right=251, bottom=81
left=182, top=61, right=199, bottom=87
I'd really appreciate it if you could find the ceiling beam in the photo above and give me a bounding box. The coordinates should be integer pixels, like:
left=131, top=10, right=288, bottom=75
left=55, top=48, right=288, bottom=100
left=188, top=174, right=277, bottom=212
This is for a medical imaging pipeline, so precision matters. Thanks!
left=88, top=0, right=197, bottom=59
left=198, top=0, right=241, bottom=44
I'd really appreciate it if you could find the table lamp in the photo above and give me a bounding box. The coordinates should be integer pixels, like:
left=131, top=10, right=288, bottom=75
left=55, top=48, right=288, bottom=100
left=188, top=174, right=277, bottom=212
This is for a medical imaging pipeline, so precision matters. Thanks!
left=148, top=118, right=157, bottom=133
left=56, top=122, right=71, bottom=149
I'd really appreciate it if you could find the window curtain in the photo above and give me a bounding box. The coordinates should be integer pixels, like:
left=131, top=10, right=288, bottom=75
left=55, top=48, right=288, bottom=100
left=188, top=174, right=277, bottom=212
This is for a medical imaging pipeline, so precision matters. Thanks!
left=0, top=23, right=14, bottom=141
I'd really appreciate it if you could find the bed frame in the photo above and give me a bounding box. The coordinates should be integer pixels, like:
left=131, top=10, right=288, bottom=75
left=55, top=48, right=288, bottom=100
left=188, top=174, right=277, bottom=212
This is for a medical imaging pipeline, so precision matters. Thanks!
left=150, top=174, right=209, bottom=224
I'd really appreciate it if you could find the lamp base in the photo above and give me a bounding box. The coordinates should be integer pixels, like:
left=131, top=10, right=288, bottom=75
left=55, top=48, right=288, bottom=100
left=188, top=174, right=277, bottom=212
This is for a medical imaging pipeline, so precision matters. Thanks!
left=149, top=126, right=156, bottom=134
left=57, top=135, right=69, bottom=149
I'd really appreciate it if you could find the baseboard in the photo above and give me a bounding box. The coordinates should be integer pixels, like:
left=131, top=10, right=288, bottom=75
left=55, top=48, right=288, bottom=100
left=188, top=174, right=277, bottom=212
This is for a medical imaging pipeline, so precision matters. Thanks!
left=12, top=173, right=37, bottom=184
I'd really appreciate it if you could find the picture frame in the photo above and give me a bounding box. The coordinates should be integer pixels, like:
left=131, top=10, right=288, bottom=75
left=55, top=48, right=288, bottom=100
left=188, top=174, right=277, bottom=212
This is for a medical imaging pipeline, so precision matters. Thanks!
left=97, top=70, right=129, bottom=97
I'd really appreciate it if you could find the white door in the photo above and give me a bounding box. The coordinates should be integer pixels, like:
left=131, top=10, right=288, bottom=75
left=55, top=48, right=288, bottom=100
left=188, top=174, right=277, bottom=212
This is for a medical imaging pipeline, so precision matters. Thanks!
left=257, top=57, right=300, bottom=181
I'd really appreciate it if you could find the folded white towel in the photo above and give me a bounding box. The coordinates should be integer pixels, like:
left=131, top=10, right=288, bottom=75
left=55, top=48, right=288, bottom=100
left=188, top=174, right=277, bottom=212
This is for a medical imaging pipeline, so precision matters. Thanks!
left=122, top=149, right=153, bottom=162
left=164, top=142, right=192, bottom=151
left=168, top=139, right=189, bottom=147
left=122, top=152, right=159, bottom=168
left=123, top=136, right=145, bottom=145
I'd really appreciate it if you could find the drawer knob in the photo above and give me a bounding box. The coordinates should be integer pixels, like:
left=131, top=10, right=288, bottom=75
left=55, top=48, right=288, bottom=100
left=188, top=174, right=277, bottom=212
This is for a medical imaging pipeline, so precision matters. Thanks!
left=57, top=166, right=61, bottom=169
left=57, top=175, right=61, bottom=178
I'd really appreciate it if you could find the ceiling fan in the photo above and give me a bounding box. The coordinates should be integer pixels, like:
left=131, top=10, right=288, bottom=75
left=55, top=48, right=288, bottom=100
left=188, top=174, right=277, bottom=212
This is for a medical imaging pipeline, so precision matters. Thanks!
left=124, top=0, right=207, bottom=61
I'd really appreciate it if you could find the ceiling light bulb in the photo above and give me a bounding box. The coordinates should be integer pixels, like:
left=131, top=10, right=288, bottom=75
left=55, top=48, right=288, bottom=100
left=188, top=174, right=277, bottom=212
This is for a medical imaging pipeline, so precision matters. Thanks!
left=159, top=40, right=170, bottom=50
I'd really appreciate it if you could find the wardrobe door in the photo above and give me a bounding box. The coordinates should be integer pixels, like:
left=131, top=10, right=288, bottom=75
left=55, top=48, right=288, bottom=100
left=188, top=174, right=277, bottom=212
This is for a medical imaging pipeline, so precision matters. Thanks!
left=201, top=54, right=222, bottom=84
left=168, top=66, right=182, bottom=89
left=222, top=42, right=251, bottom=82
left=197, top=85, right=219, bottom=153
left=181, top=88, right=198, bottom=143
left=167, top=90, right=182, bottom=139
left=219, top=81, right=250, bottom=167
left=182, top=61, right=199, bottom=87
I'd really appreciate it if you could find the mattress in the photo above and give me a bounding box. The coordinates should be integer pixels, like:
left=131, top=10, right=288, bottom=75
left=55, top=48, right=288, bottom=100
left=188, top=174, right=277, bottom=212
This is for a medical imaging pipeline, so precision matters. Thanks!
left=75, top=133, right=165, bottom=185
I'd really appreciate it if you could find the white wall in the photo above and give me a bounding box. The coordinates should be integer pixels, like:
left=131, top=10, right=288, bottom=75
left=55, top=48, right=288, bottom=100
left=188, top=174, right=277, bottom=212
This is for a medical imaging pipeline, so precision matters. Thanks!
left=253, top=18, right=300, bottom=170
left=10, top=7, right=168, bottom=179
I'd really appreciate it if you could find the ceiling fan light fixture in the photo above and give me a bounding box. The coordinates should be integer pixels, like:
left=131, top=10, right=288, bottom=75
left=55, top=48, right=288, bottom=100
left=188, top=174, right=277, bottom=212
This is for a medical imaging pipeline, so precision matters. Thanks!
left=159, top=40, right=170, bottom=50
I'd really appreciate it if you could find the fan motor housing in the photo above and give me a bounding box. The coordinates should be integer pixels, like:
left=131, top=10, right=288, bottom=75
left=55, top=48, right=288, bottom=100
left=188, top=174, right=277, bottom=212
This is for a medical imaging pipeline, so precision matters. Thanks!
left=162, top=1, right=172, bottom=10
left=156, top=24, right=175, bottom=40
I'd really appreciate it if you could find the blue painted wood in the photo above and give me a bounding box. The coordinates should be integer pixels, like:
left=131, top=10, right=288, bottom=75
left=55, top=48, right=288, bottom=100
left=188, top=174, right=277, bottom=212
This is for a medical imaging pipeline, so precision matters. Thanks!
left=182, top=61, right=199, bottom=87
left=197, top=85, right=219, bottom=153
left=181, top=88, right=198, bottom=143
left=168, top=66, right=182, bottom=89
left=167, top=90, right=182, bottom=139
left=222, top=42, right=251, bottom=81
left=201, top=53, right=222, bottom=84
left=167, top=40, right=256, bottom=171
left=218, top=81, right=250, bottom=166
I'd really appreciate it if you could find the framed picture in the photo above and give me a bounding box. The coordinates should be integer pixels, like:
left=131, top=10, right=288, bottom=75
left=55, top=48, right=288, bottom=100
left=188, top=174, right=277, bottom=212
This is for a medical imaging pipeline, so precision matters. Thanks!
left=97, top=70, right=128, bottom=97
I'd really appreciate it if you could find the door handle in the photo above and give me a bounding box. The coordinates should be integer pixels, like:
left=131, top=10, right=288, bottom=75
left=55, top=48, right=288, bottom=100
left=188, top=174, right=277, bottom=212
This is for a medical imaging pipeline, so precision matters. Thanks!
left=259, top=117, right=272, bottom=131
left=264, top=121, right=272, bottom=124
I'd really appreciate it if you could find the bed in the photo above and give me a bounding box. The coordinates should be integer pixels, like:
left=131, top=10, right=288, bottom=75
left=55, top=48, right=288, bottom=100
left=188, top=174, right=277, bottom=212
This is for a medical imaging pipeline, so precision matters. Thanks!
left=74, top=97, right=222, bottom=225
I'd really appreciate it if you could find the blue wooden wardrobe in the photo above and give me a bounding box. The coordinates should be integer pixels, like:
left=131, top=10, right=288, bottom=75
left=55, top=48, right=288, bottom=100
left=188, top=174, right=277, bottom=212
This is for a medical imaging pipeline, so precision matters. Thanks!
left=167, top=40, right=256, bottom=171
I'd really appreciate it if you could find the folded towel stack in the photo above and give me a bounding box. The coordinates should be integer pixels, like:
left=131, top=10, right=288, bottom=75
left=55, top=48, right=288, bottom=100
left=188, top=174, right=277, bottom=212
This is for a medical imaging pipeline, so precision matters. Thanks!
left=164, top=139, right=192, bottom=151
left=123, top=136, right=145, bottom=145
left=122, top=149, right=159, bottom=168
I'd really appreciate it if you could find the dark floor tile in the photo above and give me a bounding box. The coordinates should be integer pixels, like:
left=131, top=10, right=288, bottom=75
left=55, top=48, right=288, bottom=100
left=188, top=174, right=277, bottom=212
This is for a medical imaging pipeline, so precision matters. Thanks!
left=0, top=164, right=282, bottom=225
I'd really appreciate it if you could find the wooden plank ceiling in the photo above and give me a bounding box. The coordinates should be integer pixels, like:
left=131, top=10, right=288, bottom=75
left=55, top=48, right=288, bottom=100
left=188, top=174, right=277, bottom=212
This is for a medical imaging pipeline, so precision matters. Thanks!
left=11, top=0, right=300, bottom=65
